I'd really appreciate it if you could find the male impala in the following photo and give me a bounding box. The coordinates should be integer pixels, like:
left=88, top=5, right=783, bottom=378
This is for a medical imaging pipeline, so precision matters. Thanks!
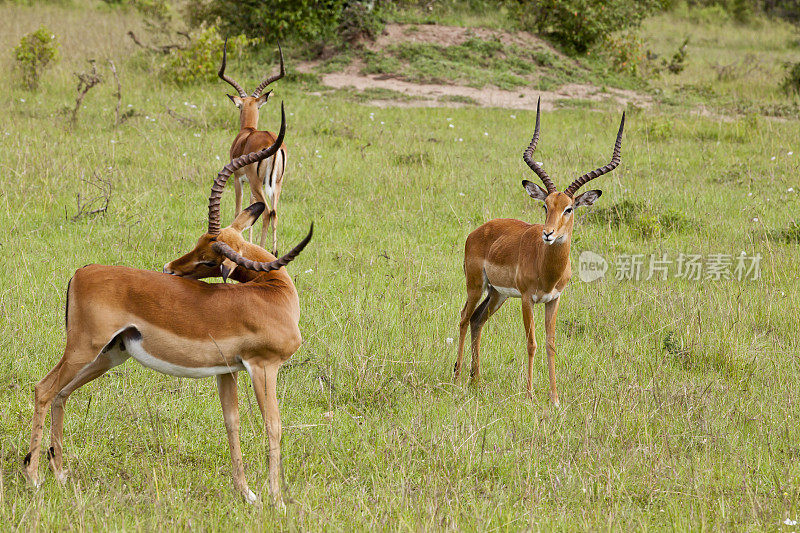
left=454, top=98, right=624, bottom=406
left=219, top=38, right=287, bottom=254
left=24, top=105, right=311, bottom=507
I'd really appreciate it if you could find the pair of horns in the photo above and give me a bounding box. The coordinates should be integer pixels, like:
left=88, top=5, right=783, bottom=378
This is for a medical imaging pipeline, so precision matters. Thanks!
left=206, top=103, right=311, bottom=273
left=218, top=38, right=285, bottom=99
left=523, top=97, right=625, bottom=197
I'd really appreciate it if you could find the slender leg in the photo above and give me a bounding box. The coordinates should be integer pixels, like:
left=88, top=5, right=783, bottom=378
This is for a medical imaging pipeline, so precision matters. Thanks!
left=217, top=372, right=257, bottom=504
left=245, top=164, right=267, bottom=246
left=455, top=287, right=483, bottom=382
left=469, top=288, right=507, bottom=384
left=24, top=343, right=96, bottom=487
left=268, top=210, right=278, bottom=256
left=521, top=297, right=538, bottom=399
left=48, top=344, right=128, bottom=482
left=544, top=298, right=561, bottom=407
left=268, top=156, right=283, bottom=256
left=233, top=171, right=244, bottom=217
left=246, top=361, right=285, bottom=510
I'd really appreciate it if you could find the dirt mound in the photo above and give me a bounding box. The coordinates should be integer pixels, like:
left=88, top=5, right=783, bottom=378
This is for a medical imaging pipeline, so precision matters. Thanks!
left=298, top=23, right=652, bottom=110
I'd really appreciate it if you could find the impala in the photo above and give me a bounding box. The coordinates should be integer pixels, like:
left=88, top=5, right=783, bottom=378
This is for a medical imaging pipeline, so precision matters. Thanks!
left=454, top=98, right=624, bottom=406
left=23, top=105, right=312, bottom=507
left=219, top=38, right=287, bottom=254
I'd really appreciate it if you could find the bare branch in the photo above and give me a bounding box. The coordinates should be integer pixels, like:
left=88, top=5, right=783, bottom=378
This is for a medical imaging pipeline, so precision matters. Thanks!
left=70, top=60, right=102, bottom=126
left=72, top=171, right=112, bottom=222
left=127, top=30, right=186, bottom=54
left=108, top=59, right=122, bottom=127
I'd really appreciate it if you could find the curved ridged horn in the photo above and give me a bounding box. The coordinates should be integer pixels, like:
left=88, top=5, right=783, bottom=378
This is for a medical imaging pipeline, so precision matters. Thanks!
left=208, top=102, right=286, bottom=234
left=522, top=97, right=557, bottom=194
left=564, top=113, right=625, bottom=197
left=218, top=38, right=247, bottom=98
left=212, top=224, right=313, bottom=272
left=252, top=41, right=285, bottom=98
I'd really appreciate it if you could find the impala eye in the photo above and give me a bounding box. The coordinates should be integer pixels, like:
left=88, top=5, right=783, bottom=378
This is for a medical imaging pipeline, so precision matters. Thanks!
left=565, top=207, right=573, bottom=215
left=201, top=261, right=217, bottom=267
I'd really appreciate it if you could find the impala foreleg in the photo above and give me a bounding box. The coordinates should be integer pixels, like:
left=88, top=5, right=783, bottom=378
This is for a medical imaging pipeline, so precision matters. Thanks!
left=544, top=298, right=561, bottom=407
left=217, top=372, right=257, bottom=504
left=246, top=360, right=285, bottom=510
left=468, top=288, right=506, bottom=384
left=521, top=299, right=537, bottom=400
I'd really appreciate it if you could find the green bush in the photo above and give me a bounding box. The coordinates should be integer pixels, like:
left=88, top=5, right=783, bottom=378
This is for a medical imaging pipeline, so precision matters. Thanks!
left=186, top=0, right=347, bottom=42
left=13, top=26, right=60, bottom=90
left=508, top=0, right=661, bottom=54
left=782, top=61, right=800, bottom=95
left=160, top=26, right=247, bottom=85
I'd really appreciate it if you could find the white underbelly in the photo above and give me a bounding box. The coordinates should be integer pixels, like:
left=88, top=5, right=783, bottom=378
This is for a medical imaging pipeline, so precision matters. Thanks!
left=490, top=286, right=562, bottom=303
left=126, top=336, right=245, bottom=378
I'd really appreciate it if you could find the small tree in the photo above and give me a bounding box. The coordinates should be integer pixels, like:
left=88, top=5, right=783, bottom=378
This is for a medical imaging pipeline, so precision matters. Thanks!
left=508, top=0, right=660, bottom=54
left=13, top=26, right=60, bottom=90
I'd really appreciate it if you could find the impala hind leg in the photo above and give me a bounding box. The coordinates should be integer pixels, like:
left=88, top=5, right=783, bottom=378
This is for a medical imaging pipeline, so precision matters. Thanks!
left=468, top=288, right=507, bottom=384
left=233, top=170, right=245, bottom=217
left=47, top=337, right=129, bottom=482
left=246, top=360, right=285, bottom=510
left=267, top=209, right=279, bottom=256
left=217, top=372, right=257, bottom=504
left=455, top=287, right=484, bottom=382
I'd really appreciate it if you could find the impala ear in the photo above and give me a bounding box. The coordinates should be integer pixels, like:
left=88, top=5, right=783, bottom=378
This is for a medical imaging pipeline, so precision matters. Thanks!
left=574, top=189, right=602, bottom=208
left=227, top=94, right=243, bottom=108
left=256, top=90, right=272, bottom=108
left=230, top=202, right=266, bottom=232
left=220, top=258, right=237, bottom=283
left=522, top=180, right=548, bottom=202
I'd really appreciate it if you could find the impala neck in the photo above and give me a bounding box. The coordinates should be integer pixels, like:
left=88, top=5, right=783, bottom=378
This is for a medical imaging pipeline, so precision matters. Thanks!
left=228, top=242, right=277, bottom=284
left=539, top=233, right=572, bottom=286
left=239, top=105, right=259, bottom=130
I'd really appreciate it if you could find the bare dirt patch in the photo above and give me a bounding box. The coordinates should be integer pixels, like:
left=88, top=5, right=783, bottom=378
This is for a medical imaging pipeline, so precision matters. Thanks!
left=298, top=23, right=652, bottom=110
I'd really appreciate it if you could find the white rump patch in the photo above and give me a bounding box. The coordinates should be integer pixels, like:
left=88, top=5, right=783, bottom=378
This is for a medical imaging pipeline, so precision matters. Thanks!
left=126, top=334, right=244, bottom=378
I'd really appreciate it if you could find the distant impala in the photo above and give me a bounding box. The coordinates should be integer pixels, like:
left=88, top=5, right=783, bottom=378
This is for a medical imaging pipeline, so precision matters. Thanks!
left=219, top=38, right=287, bottom=254
left=454, top=98, right=625, bottom=406
left=24, top=105, right=312, bottom=508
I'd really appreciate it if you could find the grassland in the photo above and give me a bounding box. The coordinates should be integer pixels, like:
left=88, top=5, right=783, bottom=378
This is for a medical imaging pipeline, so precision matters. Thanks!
left=1, top=2, right=800, bottom=531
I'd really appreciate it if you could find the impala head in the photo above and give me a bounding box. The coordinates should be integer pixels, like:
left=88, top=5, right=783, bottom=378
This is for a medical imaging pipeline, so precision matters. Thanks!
left=521, top=97, right=624, bottom=245
left=163, top=103, right=313, bottom=282
left=218, top=38, right=284, bottom=128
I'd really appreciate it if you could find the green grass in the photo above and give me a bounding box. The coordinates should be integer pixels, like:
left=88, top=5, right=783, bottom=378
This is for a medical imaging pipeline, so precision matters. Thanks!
left=359, top=37, right=626, bottom=92
left=2, top=2, right=800, bottom=531
left=639, top=7, right=800, bottom=115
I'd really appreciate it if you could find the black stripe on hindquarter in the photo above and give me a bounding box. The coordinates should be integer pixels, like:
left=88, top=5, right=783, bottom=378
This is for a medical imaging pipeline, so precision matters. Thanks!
left=64, top=276, right=73, bottom=329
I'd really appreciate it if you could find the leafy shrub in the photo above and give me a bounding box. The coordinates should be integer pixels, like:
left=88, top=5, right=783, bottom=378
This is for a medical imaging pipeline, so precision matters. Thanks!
left=602, top=32, right=645, bottom=76
left=782, top=61, right=800, bottom=95
left=508, top=0, right=661, bottom=54
left=160, top=26, right=247, bottom=85
left=339, top=1, right=385, bottom=44
left=13, top=26, right=60, bottom=90
left=186, top=0, right=347, bottom=43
